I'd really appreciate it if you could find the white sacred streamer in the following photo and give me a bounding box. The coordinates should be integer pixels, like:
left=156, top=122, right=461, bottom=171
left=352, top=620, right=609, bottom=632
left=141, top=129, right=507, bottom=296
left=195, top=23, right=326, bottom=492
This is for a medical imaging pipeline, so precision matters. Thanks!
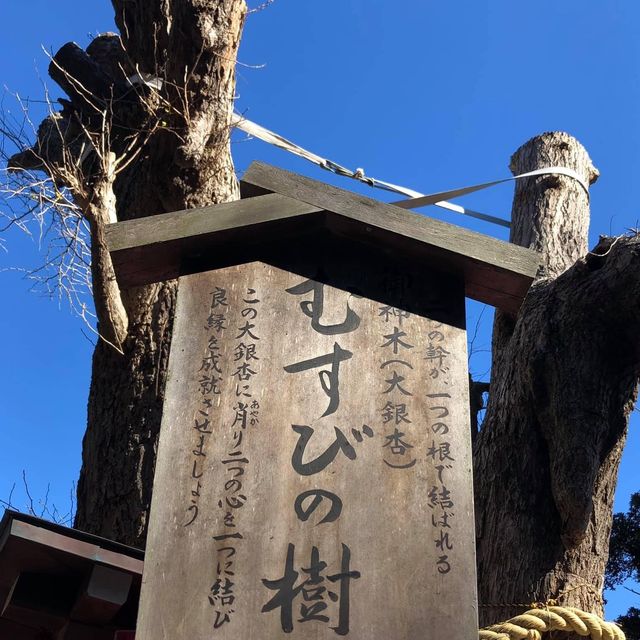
left=231, top=112, right=590, bottom=229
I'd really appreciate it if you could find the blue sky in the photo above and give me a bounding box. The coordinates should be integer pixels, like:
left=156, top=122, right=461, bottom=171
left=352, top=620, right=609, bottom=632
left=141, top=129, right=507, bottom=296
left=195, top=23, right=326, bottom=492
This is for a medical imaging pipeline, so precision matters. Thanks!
left=1, top=0, right=639, bottom=620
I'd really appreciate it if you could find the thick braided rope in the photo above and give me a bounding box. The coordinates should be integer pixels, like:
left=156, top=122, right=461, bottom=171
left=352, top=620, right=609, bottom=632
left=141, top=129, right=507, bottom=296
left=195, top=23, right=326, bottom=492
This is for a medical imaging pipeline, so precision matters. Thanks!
left=479, top=606, right=625, bottom=640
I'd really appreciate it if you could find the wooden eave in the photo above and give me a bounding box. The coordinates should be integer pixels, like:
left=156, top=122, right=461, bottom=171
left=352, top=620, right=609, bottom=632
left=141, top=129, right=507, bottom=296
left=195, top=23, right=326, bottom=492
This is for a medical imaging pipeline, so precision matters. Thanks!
left=106, top=161, right=540, bottom=315
left=0, top=511, right=143, bottom=639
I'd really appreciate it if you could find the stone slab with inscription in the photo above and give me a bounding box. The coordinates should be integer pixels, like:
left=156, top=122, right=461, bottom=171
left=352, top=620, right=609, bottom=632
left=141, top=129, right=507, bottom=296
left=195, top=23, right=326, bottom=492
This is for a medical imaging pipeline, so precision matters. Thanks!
left=137, top=241, right=478, bottom=640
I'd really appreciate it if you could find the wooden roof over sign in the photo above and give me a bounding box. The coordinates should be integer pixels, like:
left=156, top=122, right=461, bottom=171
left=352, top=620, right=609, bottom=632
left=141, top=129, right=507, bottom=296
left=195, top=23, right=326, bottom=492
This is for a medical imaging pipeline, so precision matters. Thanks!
left=106, top=162, right=540, bottom=315
left=0, top=510, right=142, bottom=639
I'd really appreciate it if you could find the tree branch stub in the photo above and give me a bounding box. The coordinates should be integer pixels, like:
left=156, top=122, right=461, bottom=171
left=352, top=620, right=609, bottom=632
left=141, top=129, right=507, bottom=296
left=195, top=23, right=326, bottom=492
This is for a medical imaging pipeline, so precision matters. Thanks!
left=509, top=131, right=599, bottom=279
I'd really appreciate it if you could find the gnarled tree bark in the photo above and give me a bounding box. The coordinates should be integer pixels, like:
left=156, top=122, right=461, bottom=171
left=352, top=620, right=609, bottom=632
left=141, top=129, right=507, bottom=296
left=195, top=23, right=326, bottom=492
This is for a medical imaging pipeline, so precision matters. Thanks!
left=75, top=0, right=247, bottom=546
left=8, top=0, right=247, bottom=546
left=475, top=132, right=640, bottom=626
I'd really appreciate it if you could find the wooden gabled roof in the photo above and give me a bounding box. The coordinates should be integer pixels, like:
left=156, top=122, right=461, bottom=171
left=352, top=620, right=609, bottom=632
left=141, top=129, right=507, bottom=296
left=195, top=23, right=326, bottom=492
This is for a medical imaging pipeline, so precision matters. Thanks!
left=106, top=161, right=540, bottom=315
left=0, top=511, right=142, bottom=639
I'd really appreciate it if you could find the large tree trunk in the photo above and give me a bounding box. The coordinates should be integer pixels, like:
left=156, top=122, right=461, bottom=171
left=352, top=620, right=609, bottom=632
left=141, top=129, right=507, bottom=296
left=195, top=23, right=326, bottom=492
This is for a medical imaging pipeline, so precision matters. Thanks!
left=71, top=0, right=247, bottom=546
left=475, top=132, right=640, bottom=626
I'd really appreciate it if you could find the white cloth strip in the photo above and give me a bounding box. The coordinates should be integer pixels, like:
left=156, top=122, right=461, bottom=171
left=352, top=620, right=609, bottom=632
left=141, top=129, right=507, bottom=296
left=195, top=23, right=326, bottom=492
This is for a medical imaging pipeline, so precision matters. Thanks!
left=232, top=113, right=590, bottom=229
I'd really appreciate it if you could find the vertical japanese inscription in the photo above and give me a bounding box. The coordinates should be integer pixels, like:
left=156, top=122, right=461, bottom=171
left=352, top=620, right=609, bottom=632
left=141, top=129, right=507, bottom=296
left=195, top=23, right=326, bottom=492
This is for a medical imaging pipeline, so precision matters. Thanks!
left=210, top=288, right=262, bottom=629
left=379, top=304, right=416, bottom=470
left=424, top=322, right=456, bottom=576
left=261, top=278, right=365, bottom=635
left=185, top=286, right=229, bottom=528
left=376, top=305, right=459, bottom=576
left=138, top=260, right=478, bottom=640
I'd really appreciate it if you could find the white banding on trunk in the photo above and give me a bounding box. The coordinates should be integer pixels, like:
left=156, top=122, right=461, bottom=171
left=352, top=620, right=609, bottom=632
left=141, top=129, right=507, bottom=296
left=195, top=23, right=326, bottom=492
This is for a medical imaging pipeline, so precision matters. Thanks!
left=232, top=113, right=591, bottom=230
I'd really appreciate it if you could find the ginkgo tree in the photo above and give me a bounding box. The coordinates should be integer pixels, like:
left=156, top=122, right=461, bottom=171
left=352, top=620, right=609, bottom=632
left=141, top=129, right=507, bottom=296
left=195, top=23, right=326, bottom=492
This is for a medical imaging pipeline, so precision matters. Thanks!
left=2, top=0, right=640, bottom=630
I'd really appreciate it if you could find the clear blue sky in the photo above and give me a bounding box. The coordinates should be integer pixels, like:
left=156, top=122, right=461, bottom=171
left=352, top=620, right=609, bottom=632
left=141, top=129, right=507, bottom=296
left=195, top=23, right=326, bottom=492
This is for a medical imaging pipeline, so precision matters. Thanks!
left=1, top=0, right=639, bottom=620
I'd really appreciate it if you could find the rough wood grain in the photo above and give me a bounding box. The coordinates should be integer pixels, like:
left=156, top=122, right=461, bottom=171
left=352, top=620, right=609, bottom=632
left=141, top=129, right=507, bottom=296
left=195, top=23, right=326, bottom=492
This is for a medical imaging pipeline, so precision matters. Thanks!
left=107, top=193, right=321, bottom=253
left=137, top=248, right=478, bottom=639
left=106, top=193, right=322, bottom=287
left=242, top=162, right=540, bottom=315
left=474, top=132, right=638, bottom=631
left=72, top=0, right=248, bottom=546
left=106, top=165, right=540, bottom=314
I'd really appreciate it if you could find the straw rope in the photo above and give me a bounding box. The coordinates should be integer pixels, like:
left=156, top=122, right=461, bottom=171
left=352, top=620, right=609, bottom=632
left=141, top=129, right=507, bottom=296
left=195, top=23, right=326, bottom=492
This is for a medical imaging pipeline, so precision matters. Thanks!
left=479, top=605, right=625, bottom=640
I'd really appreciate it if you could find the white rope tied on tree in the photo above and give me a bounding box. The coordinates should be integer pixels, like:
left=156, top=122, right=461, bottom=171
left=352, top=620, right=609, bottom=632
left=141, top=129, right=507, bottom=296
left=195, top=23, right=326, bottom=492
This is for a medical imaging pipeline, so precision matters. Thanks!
left=231, top=112, right=591, bottom=229
left=478, top=605, right=626, bottom=640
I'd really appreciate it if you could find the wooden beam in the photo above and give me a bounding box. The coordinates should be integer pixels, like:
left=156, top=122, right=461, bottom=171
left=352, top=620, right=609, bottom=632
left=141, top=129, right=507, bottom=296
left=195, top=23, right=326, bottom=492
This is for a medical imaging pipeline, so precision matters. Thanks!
left=106, top=193, right=322, bottom=288
left=0, top=513, right=143, bottom=576
left=71, top=565, right=133, bottom=625
left=0, top=513, right=142, bottom=638
left=106, top=163, right=540, bottom=314
left=241, top=162, right=540, bottom=315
